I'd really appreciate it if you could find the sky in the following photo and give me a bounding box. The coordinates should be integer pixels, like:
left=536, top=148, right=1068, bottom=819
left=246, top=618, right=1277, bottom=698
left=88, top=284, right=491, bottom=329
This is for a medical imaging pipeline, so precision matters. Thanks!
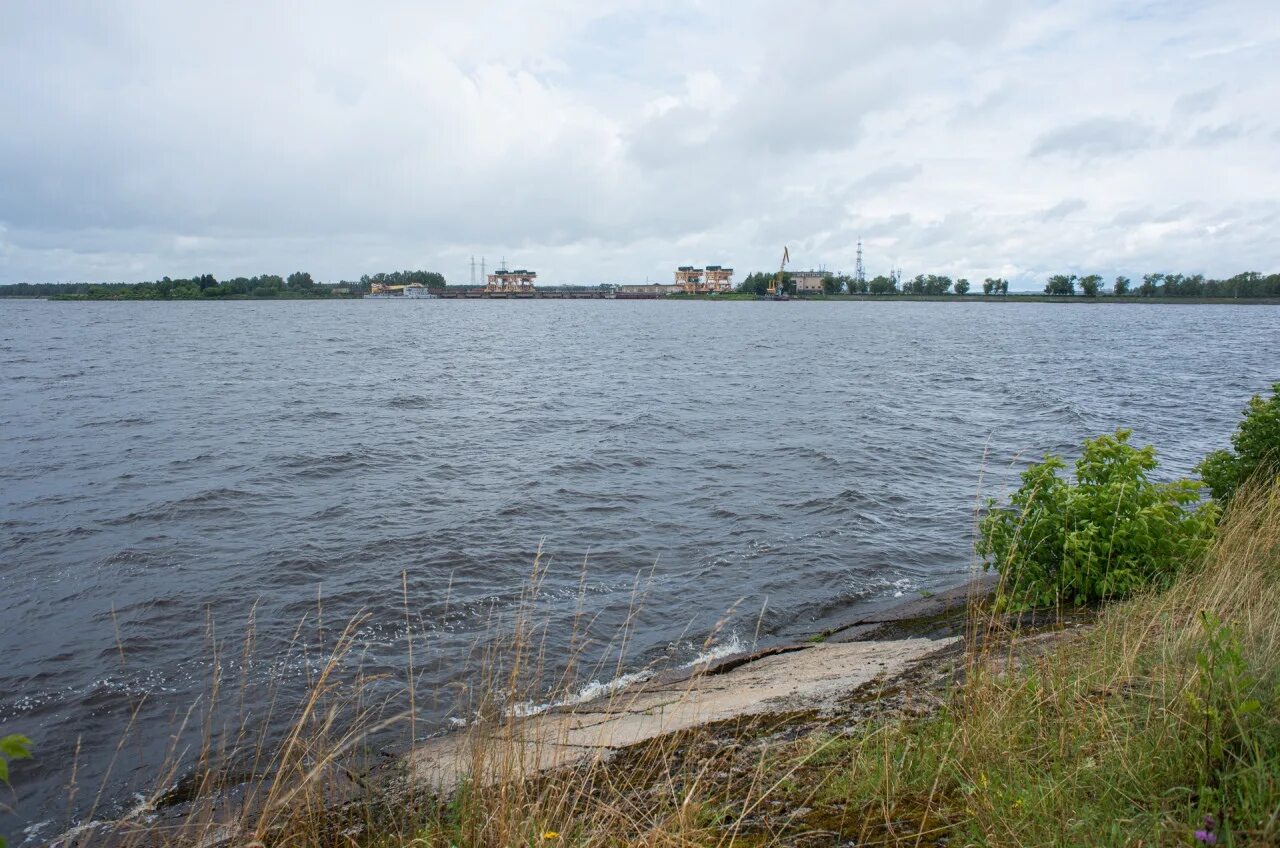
left=1, top=1, right=1278, bottom=289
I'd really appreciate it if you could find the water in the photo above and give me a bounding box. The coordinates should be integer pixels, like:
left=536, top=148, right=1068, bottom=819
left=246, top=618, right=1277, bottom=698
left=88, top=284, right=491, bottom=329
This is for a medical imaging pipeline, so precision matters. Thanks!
left=1, top=298, right=1275, bottom=834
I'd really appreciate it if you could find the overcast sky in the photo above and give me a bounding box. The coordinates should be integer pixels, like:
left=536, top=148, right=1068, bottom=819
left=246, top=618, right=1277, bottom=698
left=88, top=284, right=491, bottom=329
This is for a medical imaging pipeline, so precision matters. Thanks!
left=2, top=1, right=1278, bottom=288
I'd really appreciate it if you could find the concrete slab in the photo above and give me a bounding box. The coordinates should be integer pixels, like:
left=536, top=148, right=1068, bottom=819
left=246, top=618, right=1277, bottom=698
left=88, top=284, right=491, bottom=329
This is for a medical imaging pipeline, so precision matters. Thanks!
left=409, top=635, right=958, bottom=789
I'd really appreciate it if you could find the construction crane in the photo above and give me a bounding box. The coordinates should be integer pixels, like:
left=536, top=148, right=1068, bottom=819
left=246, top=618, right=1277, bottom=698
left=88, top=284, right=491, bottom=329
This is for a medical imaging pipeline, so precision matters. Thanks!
left=766, top=246, right=790, bottom=298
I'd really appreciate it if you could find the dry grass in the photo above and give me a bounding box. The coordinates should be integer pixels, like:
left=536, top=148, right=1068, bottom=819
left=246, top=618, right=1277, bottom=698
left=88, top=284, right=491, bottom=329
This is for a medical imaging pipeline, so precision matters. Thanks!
left=784, top=482, right=1280, bottom=846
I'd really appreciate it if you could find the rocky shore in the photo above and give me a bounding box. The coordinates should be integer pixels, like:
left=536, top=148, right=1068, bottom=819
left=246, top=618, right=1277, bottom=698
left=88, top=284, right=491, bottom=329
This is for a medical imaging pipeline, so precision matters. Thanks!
left=49, top=574, right=1011, bottom=847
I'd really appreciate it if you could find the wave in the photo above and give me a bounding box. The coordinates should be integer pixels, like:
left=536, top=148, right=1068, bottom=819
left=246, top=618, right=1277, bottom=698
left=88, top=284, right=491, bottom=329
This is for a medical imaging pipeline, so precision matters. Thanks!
left=103, top=487, right=268, bottom=524
left=506, top=630, right=750, bottom=720
left=75, top=415, right=153, bottom=428
left=272, top=449, right=383, bottom=478
left=387, top=395, right=433, bottom=409
left=508, top=668, right=655, bottom=718
left=680, top=631, right=748, bottom=668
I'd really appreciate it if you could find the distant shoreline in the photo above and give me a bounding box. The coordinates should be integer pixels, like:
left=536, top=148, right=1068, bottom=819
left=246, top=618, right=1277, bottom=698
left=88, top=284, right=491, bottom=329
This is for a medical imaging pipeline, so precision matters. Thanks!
left=6, top=293, right=1280, bottom=305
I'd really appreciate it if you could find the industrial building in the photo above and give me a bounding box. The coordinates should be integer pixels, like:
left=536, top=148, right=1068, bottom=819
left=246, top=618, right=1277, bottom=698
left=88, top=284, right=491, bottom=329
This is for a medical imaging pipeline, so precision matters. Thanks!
left=673, top=264, right=734, bottom=293
left=790, top=270, right=830, bottom=294
left=486, top=265, right=537, bottom=293
left=619, top=283, right=681, bottom=296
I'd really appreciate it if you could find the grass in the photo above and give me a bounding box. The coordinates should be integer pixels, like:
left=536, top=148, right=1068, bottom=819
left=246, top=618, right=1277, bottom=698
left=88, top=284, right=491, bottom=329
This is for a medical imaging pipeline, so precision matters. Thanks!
left=43, top=484, right=1280, bottom=847
left=755, top=483, right=1280, bottom=846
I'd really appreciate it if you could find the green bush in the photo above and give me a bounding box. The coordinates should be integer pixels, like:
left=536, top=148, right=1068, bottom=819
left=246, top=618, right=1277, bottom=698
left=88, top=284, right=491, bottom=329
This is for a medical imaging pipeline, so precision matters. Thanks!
left=0, top=733, right=32, bottom=848
left=977, top=429, right=1218, bottom=609
left=1197, top=382, right=1280, bottom=505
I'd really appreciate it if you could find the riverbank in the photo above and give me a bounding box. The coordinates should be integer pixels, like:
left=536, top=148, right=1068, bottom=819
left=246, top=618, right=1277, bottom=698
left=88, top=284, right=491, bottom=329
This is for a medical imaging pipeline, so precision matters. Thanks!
left=13, top=292, right=1280, bottom=304
left=47, top=485, right=1280, bottom=847
left=43, top=575, right=995, bottom=847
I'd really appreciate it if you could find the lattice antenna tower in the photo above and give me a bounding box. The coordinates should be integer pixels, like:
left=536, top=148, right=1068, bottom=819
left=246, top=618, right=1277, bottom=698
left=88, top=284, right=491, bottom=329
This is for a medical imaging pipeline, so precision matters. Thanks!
left=855, top=237, right=865, bottom=284
left=470, top=256, right=476, bottom=287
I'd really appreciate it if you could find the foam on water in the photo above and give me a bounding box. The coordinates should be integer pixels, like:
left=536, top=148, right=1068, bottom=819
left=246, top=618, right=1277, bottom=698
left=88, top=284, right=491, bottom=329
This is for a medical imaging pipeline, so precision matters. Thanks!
left=681, top=632, right=749, bottom=668
left=509, top=669, right=657, bottom=718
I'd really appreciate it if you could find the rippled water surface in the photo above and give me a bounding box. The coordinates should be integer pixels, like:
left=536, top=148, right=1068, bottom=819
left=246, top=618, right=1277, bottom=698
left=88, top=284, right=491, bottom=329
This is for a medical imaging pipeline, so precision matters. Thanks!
left=1, top=298, right=1276, bottom=834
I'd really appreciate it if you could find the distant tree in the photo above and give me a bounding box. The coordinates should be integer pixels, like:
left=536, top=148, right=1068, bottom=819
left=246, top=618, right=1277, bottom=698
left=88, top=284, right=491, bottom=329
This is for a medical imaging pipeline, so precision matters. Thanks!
left=954, top=278, right=970, bottom=295
left=848, top=275, right=869, bottom=294
left=1139, top=273, right=1163, bottom=297
left=1158, top=273, right=1206, bottom=297
left=983, top=277, right=1009, bottom=296
left=736, top=272, right=772, bottom=296
left=868, top=274, right=898, bottom=295
left=1079, top=274, right=1102, bottom=297
left=736, top=271, right=797, bottom=296
left=1218, top=271, right=1280, bottom=298
left=821, top=274, right=845, bottom=295
left=286, top=271, right=316, bottom=291
left=898, top=274, right=953, bottom=296
left=1113, top=275, right=1131, bottom=296
left=1044, top=274, right=1077, bottom=296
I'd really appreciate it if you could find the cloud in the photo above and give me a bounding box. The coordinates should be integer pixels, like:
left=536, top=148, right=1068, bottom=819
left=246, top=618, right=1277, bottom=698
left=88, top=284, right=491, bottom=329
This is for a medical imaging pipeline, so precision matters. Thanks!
left=849, top=164, right=924, bottom=194
left=1173, top=85, right=1224, bottom=116
left=1041, top=198, right=1088, bottom=221
left=1189, top=123, right=1247, bottom=146
left=1, top=0, right=1278, bottom=287
left=1029, top=117, right=1155, bottom=160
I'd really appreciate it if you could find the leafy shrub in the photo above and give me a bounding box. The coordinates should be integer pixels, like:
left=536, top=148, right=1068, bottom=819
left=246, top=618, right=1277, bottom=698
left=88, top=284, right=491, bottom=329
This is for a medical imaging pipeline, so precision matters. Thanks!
left=977, top=429, right=1218, bottom=609
left=0, top=734, right=32, bottom=848
left=1197, top=382, right=1280, bottom=505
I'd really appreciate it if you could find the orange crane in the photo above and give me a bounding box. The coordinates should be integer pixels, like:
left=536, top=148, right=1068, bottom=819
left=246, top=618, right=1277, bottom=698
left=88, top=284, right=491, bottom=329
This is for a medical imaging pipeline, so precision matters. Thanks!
left=766, top=246, right=790, bottom=298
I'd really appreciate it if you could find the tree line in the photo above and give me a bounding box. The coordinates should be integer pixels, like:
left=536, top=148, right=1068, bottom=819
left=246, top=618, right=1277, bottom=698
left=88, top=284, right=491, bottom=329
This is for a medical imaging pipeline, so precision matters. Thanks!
left=733, top=269, right=1279, bottom=298
left=735, top=272, right=1009, bottom=296
left=6, top=268, right=1279, bottom=300
left=0, top=270, right=448, bottom=300
left=354, top=270, right=447, bottom=291
left=1045, top=272, right=1280, bottom=298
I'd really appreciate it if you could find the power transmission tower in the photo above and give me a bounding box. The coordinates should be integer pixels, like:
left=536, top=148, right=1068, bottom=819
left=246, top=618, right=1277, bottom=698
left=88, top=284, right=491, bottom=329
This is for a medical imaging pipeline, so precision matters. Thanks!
left=470, top=256, right=476, bottom=287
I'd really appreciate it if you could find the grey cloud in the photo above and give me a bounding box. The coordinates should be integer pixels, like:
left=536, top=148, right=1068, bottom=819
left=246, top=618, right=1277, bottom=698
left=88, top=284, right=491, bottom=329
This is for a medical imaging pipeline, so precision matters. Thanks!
left=1189, top=122, right=1247, bottom=146
left=1041, top=198, right=1087, bottom=221
left=848, top=164, right=923, bottom=194
left=1029, top=117, right=1155, bottom=159
left=1173, top=85, right=1223, bottom=116
left=1110, top=203, right=1202, bottom=227
left=855, top=213, right=914, bottom=239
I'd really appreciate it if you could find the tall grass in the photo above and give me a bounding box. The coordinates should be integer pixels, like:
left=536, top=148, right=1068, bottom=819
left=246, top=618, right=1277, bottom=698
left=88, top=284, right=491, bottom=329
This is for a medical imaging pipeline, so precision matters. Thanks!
left=795, top=482, right=1280, bottom=846
left=51, top=551, right=775, bottom=847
